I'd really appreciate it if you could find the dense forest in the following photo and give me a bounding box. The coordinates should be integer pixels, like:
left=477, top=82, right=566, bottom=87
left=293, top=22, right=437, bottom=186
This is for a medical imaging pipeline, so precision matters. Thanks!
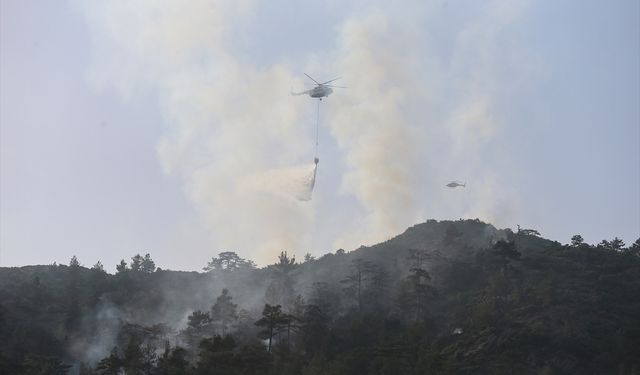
left=1, top=219, right=639, bottom=375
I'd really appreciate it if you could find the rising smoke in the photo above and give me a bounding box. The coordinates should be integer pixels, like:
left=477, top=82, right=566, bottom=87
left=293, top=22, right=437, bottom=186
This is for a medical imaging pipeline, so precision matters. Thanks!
left=75, top=0, right=532, bottom=264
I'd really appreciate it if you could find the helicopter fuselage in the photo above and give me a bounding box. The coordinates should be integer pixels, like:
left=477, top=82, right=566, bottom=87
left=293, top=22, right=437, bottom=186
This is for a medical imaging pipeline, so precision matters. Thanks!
left=310, top=85, right=333, bottom=99
left=446, top=182, right=466, bottom=188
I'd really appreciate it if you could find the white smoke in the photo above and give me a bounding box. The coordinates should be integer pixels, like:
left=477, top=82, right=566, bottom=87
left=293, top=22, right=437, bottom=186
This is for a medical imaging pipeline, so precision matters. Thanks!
left=323, top=1, right=531, bottom=249
left=75, top=0, right=533, bottom=263
left=326, top=10, right=427, bottom=248
left=75, top=0, right=318, bottom=264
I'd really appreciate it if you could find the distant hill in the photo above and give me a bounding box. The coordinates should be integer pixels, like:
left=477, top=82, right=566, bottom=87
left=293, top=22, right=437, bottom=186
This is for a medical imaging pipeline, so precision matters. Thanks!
left=1, top=219, right=638, bottom=374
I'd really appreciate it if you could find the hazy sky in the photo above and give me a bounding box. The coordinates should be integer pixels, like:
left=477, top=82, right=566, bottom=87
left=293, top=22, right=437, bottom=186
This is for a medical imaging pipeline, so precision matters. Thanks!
left=1, top=0, right=638, bottom=271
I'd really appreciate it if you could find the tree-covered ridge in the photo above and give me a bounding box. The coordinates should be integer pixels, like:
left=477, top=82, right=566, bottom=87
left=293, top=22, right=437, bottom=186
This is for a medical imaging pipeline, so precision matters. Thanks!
left=0, top=219, right=638, bottom=374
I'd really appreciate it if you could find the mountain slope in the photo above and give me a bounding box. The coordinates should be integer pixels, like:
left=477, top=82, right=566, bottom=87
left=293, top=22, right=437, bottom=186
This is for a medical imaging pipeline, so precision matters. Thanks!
left=0, top=219, right=638, bottom=374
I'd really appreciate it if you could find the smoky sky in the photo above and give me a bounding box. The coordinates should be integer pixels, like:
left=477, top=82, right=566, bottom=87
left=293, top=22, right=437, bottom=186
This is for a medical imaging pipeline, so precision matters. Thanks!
left=0, top=0, right=638, bottom=270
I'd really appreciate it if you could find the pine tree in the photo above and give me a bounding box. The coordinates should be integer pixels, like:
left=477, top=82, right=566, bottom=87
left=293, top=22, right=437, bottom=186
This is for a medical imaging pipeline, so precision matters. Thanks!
left=597, top=238, right=625, bottom=251
left=203, top=251, right=256, bottom=272
left=341, top=258, right=374, bottom=312
left=91, top=261, right=105, bottom=272
left=69, top=255, right=80, bottom=268
left=610, top=237, right=625, bottom=251
left=308, top=282, right=338, bottom=318
left=571, top=235, right=585, bottom=247
left=157, top=346, right=189, bottom=375
left=130, top=254, right=143, bottom=272
left=88, top=261, right=107, bottom=305
left=627, top=238, right=640, bottom=256
left=116, top=259, right=128, bottom=274
left=277, top=251, right=296, bottom=270
left=65, top=255, right=82, bottom=332
left=180, top=310, right=213, bottom=350
left=96, top=348, right=122, bottom=375
left=196, top=335, right=237, bottom=373
left=299, top=303, right=329, bottom=355
left=211, top=289, right=238, bottom=336
left=265, top=251, right=297, bottom=308
left=398, top=249, right=433, bottom=321
left=141, top=253, right=156, bottom=273
left=121, top=337, right=144, bottom=374
left=255, top=304, right=286, bottom=352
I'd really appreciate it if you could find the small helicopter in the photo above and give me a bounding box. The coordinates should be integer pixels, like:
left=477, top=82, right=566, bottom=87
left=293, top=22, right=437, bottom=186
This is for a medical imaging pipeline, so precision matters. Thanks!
left=446, top=181, right=466, bottom=188
left=291, top=73, right=346, bottom=100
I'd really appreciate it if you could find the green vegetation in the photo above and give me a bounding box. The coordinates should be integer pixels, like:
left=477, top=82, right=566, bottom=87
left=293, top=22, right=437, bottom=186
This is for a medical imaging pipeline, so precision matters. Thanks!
left=0, top=220, right=638, bottom=374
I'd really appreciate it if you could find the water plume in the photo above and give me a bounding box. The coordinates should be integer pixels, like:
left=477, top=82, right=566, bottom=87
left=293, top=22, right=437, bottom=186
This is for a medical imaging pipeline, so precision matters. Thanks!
left=240, top=161, right=318, bottom=202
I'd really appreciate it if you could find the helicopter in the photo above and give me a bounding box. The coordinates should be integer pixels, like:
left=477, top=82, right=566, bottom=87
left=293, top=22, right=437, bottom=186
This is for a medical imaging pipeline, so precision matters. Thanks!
left=291, top=73, right=346, bottom=100
left=446, top=181, right=466, bottom=188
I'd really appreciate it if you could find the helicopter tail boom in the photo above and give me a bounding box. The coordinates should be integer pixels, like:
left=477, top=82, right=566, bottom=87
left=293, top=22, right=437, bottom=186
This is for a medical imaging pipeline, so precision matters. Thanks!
left=290, top=89, right=311, bottom=96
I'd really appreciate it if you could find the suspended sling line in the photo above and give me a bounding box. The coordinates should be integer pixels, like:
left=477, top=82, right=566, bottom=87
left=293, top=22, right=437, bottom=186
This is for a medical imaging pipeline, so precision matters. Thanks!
left=315, top=99, right=320, bottom=158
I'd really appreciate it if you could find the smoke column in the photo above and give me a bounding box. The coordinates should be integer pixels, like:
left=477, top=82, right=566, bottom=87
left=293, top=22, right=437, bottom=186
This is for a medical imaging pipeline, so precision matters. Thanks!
left=76, top=0, right=532, bottom=263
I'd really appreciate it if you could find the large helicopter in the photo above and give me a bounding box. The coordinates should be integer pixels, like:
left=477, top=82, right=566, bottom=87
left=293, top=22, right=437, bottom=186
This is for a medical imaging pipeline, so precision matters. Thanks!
left=291, top=73, right=346, bottom=100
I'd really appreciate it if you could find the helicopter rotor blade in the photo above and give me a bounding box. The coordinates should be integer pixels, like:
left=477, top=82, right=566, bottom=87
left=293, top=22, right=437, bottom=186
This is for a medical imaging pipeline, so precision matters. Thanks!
left=321, top=77, right=342, bottom=85
left=326, top=85, right=347, bottom=88
left=304, top=73, right=320, bottom=85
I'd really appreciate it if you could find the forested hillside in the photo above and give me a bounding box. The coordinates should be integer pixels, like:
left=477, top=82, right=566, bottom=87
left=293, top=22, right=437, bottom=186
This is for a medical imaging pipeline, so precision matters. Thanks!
left=1, top=219, right=638, bottom=374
